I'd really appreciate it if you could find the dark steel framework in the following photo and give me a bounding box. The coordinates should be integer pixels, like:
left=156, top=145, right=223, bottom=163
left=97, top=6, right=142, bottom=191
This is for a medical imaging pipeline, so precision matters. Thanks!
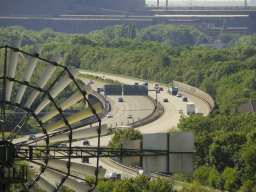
left=0, top=43, right=193, bottom=192
left=0, top=44, right=102, bottom=191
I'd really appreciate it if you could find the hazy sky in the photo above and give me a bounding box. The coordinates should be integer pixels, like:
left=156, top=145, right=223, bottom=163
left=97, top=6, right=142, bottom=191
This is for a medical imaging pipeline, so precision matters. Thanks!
left=146, top=0, right=252, bottom=6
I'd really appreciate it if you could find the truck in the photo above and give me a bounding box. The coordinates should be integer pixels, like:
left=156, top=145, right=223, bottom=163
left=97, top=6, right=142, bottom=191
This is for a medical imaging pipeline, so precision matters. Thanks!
left=187, top=103, right=195, bottom=115
left=138, top=170, right=151, bottom=181
left=169, top=86, right=178, bottom=96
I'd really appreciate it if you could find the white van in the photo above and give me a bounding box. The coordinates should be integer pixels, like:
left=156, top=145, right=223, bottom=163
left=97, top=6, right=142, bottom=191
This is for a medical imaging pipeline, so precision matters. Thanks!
left=153, top=83, right=159, bottom=89
left=138, top=170, right=151, bottom=180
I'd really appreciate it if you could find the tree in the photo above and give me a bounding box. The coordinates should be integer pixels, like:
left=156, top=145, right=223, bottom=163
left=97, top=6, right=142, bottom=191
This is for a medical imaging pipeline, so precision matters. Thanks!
left=149, top=177, right=174, bottom=192
left=222, top=167, right=240, bottom=191
left=108, top=128, right=142, bottom=150
left=127, top=22, right=136, bottom=39
left=221, top=19, right=227, bottom=34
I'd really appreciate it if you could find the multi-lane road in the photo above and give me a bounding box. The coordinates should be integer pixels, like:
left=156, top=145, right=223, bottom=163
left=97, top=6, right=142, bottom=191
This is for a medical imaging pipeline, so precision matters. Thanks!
left=80, top=71, right=210, bottom=135
left=14, top=70, right=211, bottom=183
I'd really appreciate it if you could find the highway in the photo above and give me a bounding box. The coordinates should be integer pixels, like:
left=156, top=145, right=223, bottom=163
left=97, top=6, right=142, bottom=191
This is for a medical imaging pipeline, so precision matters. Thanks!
left=80, top=70, right=210, bottom=134
left=14, top=71, right=211, bottom=183
left=79, top=78, right=155, bottom=129
left=73, top=71, right=211, bottom=178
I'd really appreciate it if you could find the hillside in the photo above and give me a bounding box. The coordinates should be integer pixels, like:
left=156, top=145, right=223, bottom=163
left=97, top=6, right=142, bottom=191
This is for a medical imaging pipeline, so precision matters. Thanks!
left=1, top=25, right=256, bottom=191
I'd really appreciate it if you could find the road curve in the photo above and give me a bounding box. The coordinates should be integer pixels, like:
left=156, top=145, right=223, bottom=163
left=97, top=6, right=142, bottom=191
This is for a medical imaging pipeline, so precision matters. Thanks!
left=80, top=70, right=210, bottom=134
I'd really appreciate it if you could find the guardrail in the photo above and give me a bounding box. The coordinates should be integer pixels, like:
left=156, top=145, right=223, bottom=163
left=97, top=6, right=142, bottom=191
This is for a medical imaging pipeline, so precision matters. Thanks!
left=173, top=80, right=214, bottom=111
left=128, top=95, right=164, bottom=128
left=110, top=157, right=172, bottom=180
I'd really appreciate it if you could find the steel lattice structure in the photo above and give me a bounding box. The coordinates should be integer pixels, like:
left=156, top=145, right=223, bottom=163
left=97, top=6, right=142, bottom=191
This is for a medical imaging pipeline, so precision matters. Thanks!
left=0, top=41, right=104, bottom=192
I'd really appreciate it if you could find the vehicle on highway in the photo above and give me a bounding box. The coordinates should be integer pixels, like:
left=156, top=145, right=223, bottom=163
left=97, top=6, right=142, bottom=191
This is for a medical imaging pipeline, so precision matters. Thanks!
left=29, top=165, right=35, bottom=170
left=179, top=109, right=183, bottom=114
left=28, top=134, right=35, bottom=140
left=138, top=170, right=151, bottom=180
left=60, top=143, right=67, bottom=147
left=88, top=80, right=93, bottom=84
left=83, top=140, right=90, bottom=145
left=163, top=98, right=168, bottom=102
left=107, top=172, right=117, bottom=179
left=107, top=113, right=113, bottom=118
left=153, top=83, right=159, bottom=89
left=127, top=114, right=132, bottom=118
left=158, top=87, right=163, bottom=91
left=176, top=93, right=182, bottom=97
left=81, top=157, right=89, bottom=163
left=183, top=97, right=187, bottom=102
left=118, top=97, right=123, bottom=102
left=169, top=87, right=179, bottom=95
left=142, top=82, right=148, bottom=87
left=187, top=103, right=195, bottom=115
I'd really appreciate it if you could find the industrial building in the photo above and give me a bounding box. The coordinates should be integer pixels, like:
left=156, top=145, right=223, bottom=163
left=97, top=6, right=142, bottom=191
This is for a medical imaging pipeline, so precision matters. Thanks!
left=0, top=0, right=255, bottom=37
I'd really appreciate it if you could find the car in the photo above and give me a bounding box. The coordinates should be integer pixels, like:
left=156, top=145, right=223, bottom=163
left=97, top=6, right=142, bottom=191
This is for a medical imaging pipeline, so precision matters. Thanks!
left=29, top=165, right=35, bottom=170
left=118, top=97, right=123, bottom=102
left=176, top=93, right=182, bottom=97
left=127, top=114, right=132, bottom=118
left=107, top=172, right=117, bottom=179
left=178, top=109, right=183, bottom=114
left=142, top=83, right=148, bottom=87
left=60, top=143, right=67, bottom=147
left=156, top=90, right=160, bottom=93
left=28, top=134, right=35, bottom=140
left=77, top=180, right=84, bottom=183
left=107, top=113, right=113, bottom=118
left=183, top=97, right=187, bottom=102
left=163, top=98, right=168, bottom=102
left=88, top=80, right=93, bottom=84
left=153, top=83, right=159, bottom=89
left=81, top=157, right=89, bottom=163
left=83, top=140, right=90, bottom=145
left=158, top=87, right=163, bottom=91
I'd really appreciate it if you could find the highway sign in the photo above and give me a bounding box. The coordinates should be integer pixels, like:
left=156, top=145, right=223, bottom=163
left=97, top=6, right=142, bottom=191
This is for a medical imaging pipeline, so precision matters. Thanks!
left=123, top=85, right=148, bottom=96
left=142, top=132, right=194, bottom=173
left=104, top=85, right=122, bottom=95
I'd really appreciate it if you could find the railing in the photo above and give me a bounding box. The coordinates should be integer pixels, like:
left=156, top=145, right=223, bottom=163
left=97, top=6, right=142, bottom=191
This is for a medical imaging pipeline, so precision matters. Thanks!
left=128, top=95, right=164, bottom=128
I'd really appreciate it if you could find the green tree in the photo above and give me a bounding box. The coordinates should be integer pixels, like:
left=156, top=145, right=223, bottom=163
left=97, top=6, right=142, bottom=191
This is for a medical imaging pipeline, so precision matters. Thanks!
left=149, top=177, right=173, bottom=192
left=222, top=167, right=240, bottom=191
left=221, top=19, right=227, bottom=34
left=127, top=22, right=136, bottom=39
left=108, top=128, right=142, bottom=150
left=208, top=168, right=225, bottom=189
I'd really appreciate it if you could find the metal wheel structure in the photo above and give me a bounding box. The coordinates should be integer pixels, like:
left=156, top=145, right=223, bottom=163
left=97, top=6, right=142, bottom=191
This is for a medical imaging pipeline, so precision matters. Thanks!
left=0, top=40, right=106, bottom=192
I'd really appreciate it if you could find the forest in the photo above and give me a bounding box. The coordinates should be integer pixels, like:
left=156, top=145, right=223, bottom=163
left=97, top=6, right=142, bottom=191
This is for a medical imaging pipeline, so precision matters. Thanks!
left=1, top=23, right=256, bottom=191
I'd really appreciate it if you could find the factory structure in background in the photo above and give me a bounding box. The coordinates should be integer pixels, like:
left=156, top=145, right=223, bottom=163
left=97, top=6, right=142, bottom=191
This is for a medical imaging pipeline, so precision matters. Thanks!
left=0, top=0, right=255, bottom=38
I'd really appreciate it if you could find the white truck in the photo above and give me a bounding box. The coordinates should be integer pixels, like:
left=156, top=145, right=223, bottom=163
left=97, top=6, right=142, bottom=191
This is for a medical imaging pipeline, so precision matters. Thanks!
left=187, top=103, right=195, bottom=115
left=138, top=170, right=151, bottom=180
